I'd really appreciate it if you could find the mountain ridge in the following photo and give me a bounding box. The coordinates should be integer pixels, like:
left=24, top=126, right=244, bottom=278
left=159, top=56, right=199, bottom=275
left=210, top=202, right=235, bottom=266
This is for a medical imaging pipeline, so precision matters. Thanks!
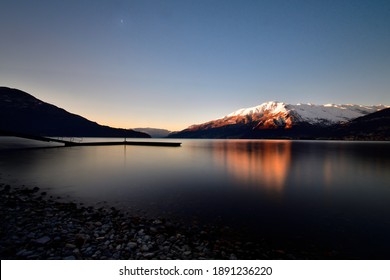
left=169, top=101, right=389, bottom=139
left=0, top=87, right=150, bottom=138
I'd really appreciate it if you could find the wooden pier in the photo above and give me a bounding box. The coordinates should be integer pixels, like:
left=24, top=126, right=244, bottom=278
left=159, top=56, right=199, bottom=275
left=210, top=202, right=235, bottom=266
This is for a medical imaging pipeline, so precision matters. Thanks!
left=0, top=130, right=181, bottom=147
left=63, top=140, right=181, bottom=147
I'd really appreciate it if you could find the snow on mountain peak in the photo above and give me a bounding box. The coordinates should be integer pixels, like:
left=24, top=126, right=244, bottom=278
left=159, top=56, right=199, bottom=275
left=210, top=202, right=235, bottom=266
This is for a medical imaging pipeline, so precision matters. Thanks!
left=226, top=101, right=287, bottom=117
left=225, top=102, right=387, bottom=125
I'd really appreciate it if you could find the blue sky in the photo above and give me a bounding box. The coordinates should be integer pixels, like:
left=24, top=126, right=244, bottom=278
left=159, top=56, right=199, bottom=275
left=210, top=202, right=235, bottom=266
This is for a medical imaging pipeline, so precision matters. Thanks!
left=1, top=0, right=389, bottom=130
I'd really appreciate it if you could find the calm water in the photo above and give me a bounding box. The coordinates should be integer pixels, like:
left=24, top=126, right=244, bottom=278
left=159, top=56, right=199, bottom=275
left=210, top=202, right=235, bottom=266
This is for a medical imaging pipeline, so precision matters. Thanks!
left=1, top=138, right=390, bottom=258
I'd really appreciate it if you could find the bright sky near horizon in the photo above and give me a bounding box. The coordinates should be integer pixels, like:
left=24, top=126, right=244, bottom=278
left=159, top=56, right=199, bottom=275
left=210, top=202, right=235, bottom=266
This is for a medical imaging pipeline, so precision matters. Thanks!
left=1, top=0, right=389, bottom=131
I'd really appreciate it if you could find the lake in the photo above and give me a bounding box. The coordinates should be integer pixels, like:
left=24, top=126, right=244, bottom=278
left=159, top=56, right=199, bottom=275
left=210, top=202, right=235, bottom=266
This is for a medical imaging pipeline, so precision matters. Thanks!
left=1, top=137, right=390, bottom=258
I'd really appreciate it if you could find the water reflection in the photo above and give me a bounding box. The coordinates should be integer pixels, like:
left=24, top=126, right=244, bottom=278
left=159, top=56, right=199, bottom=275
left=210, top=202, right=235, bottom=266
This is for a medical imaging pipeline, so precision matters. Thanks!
left=1, top=139, right=390, bottom=258
left=212, top=141, right=291, bottom=193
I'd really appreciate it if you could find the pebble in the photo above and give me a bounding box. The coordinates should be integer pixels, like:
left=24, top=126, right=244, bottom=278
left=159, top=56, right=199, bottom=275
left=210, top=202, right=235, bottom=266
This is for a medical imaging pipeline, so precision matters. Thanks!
left=127, top=242, right=137, bottom=249
left=16, top=249, right=33, bottom=257
left=65, top=243, right=77, bottom=249
left=143, top=252, right=155, bottom=258
left=140, top=245, right=149, bottom=252
left=35, top=236, right=51, bottom=245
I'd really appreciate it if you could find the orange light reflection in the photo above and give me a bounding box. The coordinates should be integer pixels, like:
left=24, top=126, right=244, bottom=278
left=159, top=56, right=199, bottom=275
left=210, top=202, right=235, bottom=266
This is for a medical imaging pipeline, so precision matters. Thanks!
left=212, top=141, right=292, bottom=193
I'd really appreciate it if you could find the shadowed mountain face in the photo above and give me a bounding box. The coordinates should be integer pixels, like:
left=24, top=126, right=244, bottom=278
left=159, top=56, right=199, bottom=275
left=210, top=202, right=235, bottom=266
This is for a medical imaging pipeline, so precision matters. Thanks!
left=169, top=101, right=389, bottom=140
left=333, top=108, right=390, bottom=140
left=0, top=87, right=150, bottom=138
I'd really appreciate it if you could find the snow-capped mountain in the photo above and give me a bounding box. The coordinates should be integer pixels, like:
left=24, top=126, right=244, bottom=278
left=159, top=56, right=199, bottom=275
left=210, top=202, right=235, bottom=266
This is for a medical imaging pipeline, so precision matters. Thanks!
left=169, top=101, right=388, bottom=139
left=226, top=101, right=386, bottom=126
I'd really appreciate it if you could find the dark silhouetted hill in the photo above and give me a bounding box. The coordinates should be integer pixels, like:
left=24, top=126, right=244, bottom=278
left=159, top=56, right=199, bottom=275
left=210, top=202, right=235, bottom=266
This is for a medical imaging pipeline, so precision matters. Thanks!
left=0, top=87, right=150, bottom=138
left=332, top=108, right=390, bottom=140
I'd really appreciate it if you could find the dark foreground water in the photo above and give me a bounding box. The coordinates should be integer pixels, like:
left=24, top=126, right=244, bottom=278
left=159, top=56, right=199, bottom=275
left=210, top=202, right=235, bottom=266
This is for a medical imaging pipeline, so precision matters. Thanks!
left=1, top=138, right=390, bottom=258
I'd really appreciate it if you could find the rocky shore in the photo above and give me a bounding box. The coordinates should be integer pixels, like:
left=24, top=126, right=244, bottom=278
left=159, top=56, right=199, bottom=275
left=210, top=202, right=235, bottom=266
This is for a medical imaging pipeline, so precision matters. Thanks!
left=1, top=183, right=320, bottom=260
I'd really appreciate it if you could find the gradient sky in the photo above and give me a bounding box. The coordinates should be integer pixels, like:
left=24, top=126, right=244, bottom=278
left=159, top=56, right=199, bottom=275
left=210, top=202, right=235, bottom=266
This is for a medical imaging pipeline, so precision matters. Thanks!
left=1, top=0, right=389, bottom=131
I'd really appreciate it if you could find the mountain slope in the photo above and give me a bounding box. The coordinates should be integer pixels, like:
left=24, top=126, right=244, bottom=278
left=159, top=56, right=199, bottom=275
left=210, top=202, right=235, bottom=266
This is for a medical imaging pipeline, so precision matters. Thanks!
left=169, top=101, right=388, bottom=139
left=0, top=87, right=150, bottom=138
left=332, top=107, right=390, bottom=140
left=133, top=127, right=171, bottom=138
